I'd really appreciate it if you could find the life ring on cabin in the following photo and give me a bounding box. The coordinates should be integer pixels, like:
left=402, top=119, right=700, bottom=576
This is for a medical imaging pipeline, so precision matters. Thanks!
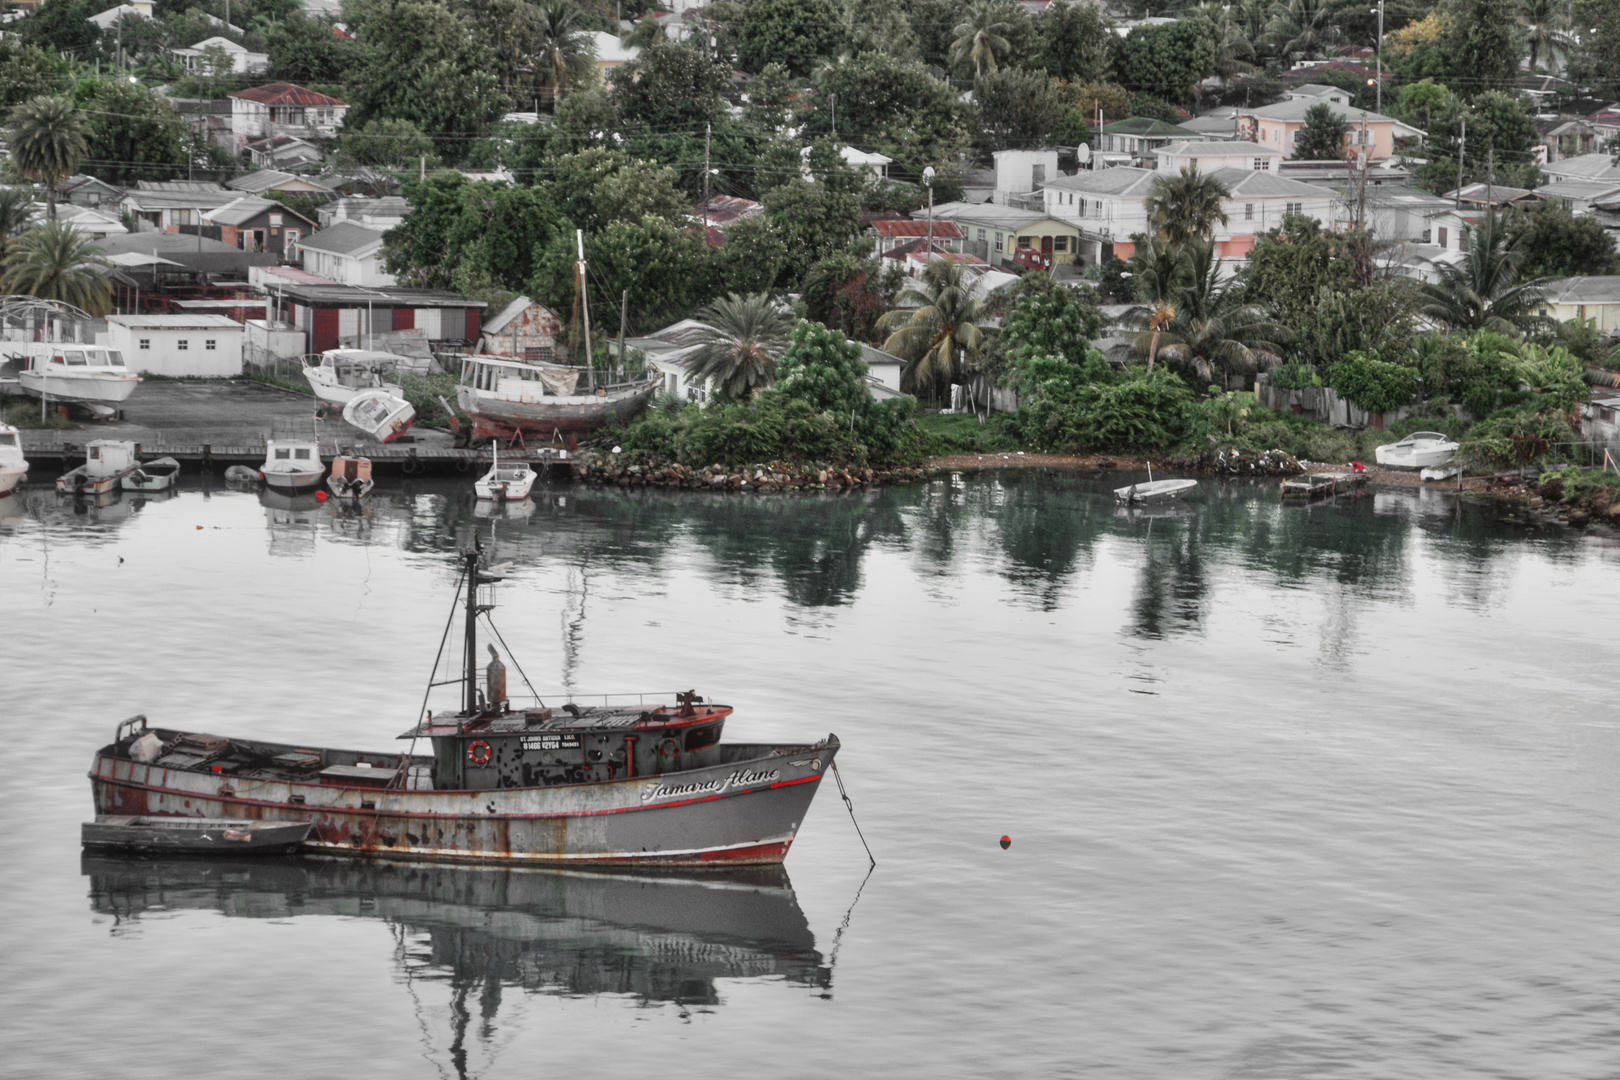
left=467, top=740, right=492, bottom=765
left=656, top=738, right=680, bottom=759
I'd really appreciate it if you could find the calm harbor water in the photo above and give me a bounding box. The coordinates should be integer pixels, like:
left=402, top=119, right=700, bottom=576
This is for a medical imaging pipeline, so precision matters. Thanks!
left=4, top=471, right=1620, bottom=1079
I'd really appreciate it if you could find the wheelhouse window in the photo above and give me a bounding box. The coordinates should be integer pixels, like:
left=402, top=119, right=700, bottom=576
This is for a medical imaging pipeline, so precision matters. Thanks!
left=85, top=351, right=107, bottom=366
left=275, top=448, right=290, bottom=459
left=294, top=448, right=311, bottom=460
left=63, top=350, right=86, bottom=365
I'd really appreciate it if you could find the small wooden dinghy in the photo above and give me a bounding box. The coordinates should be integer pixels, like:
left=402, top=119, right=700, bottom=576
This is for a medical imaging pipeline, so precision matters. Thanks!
left=121, top=456, right=181, bottom=492
left=1114, top=464, right=1198, bottom=505
left=82, top=816, right=312, bottom=855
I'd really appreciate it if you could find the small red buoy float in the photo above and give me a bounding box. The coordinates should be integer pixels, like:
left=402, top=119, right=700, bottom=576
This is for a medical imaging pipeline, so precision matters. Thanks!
left=999, top=835, right=1011, bottom=850
left=315, top=490, right=329, bottom=502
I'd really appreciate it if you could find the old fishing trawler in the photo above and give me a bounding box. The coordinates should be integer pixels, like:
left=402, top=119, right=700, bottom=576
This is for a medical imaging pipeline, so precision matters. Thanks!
left=88, top=542, right=840, bottom=866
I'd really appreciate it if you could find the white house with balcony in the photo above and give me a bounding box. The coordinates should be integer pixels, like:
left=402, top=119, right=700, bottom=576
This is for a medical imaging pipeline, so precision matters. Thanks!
left=172, top=36, right=269, bottom=74
left=297, top=223, right=394, bottom=287
left=228, top=83, right=348, bottom=151
left=991, top=149, right=1058, bottom=206
left=1042, top=163, right=1334, bottom=266
left=1150, top=140, right=1282, bottom=174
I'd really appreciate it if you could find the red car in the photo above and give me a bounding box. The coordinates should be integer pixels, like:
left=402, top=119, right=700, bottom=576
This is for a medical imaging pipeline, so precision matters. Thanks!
left=1012, top=247, right=1052, bottom=271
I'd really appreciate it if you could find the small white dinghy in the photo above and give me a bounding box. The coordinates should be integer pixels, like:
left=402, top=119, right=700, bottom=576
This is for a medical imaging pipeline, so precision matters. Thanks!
left=343, top=388, right=416, bottom=444
left=1114, top=464, right=1198, bottom=505
left=327, top=456, right=374, bottom=500
left=121, top=456, right=181, bottom=492
left=261, top=438, right=324, bottom=492
left=475, top=444, right=536, bottom=502
left=57, top=439, right=139, bottom=494
left=1374, top=431, right=1459, bottom=470
left=0, top=423, right=27, bottom=494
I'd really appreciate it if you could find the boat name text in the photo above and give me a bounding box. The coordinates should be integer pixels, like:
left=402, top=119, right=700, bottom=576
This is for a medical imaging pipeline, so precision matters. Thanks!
left=640, top=768, right=781, bottom=803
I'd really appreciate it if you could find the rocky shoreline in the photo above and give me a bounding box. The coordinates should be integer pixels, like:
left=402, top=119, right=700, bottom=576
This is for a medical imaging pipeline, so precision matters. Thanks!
left=571, top=451, right=936, bottom=490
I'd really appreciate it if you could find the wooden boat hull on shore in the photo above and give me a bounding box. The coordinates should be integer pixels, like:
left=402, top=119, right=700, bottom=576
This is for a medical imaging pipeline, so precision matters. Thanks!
left=89, top=729, right=838, bottom=867
left=456, top=377, right=659, bottom=441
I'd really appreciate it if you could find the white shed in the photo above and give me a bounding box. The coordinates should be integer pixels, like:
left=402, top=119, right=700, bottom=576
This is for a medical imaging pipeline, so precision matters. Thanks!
left=106, top=314, right=244, bottom=376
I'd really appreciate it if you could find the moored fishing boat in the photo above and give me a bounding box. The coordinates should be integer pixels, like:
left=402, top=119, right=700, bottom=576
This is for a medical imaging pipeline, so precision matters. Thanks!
left=57, top=439, right=139, bottom=494
left=88, top=542, right=840, bottom=866
left=121, top=456, right=181, bottom=492
left=327, top=456, right=373, bottom=500
left=260, top=438, right=324, bottom=492
left=342, top=388, right=415, bottom=443
left=473, top=443, right=535, bottom=501
left=0, top=422, right=27, bottom=494
left=455, top=353, right=660, bottom=441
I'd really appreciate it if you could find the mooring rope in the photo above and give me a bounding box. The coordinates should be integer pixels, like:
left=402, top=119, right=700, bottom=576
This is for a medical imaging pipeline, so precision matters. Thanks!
left=831, top=760, right=876, bottom=868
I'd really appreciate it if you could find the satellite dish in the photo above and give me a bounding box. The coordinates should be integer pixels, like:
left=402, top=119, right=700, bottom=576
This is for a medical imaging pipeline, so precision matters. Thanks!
left=1077, top=144, right=1092, bottom=164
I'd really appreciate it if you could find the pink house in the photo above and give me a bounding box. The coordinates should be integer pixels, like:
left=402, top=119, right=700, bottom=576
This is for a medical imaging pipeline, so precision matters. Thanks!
left=1239, top=88, right=1424, bottom=161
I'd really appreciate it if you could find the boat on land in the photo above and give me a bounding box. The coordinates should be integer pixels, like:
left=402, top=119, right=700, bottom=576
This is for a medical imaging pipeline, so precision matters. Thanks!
left=327, top=456, right=373, bottom=500
left=474, top=444, right=536, bottom=501
left=89, top=541, right=839, bottom=866
left=260, top=438, right=324, bottom=492
left=342, top=388, right=415, bottom=443
left=1114, top=465, right=1198, bottom=505
left=301, top=349, right=410, bottom=408
left=11, top=342, right=140, bottom=416
left=121, top=456, right=181, bottom=492
left=57, top=439, right=140, bottom=494
left=455, top=353, right=660, bottom=441
left=0, top=423, right=27, bottom=494
left=1374, top=431, right=1460, bottom=470
left=81, top=815, right=312, bottom=855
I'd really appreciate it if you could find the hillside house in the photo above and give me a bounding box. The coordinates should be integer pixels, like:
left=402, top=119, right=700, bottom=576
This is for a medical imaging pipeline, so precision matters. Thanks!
left=922, top=202, right=1080, bottom=267
left=476, top=297, right=563, bottom=361
left=1239, top=89, right=1422, bottom=161
left=228, top=83, right=348, bottom=150
left=297, top=222, right=393, bottom=286
left=119, top=181, right=239, bottom=231
left=202, top=196, right=316, bottom=258
left=173, top=36, right=268, bottom=74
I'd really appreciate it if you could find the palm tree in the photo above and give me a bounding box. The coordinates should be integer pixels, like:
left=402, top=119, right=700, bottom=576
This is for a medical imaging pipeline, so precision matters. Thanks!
left=1197, top=2, right=1255, bottom=86
left=950, top=1, right=1011, bottom=78
left=1145, top=166, right=1231, bottom=247
left=534, top=1, right=590, bottom=106
left=1144, top=242, right=1288, bottom=385
left=1521, top=0, right=1572, bottom=72
left=7, top=96, right=87, bottom=220
left=685, top=292, right=795, bottom=400
left=2, top=220, right=113, bottom=317
left=877, top=259, right=986, bottom=401
left=1267, top=0, right=1336, bottom=60
left=1122, top=235, right=1188, bottom=370
left=1418, top=212, right=1551, bottom=333
left=0, top=187, right=36, bottom=258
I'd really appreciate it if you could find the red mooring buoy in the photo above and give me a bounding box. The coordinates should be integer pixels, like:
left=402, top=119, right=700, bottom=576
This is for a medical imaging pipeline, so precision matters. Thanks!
left=999, top=835, right=1011, bottom=850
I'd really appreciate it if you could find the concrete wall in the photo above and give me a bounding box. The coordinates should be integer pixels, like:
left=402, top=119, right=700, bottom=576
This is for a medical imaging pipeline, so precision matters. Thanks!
left=108, top=323, right=244, bottom=377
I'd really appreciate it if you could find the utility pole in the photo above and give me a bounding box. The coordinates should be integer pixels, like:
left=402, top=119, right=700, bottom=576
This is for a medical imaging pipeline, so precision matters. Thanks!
left=830, top=94, right=836, bottom=138
left=702, top=122, right=711, bottom=236
left=617, top=289, right=628, bottom=383
left=1374, top=0, right=1384, bottom=116
left=1455, top=115, right=1466, bottom=212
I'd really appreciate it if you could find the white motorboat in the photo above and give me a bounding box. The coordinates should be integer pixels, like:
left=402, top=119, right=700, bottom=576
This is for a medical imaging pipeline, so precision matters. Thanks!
left=0, top=423, right=27, bottom=494
left=121, top=456, right=181, bottom=492
left=474, top=445, right=536, bottom=501
left=301, top=349, right=407, bottom=408
left=12, top=343, right=140, bottom=416
left=57, top=439, right=139, bottom=494
left=342, top=388, right=415, bottom=443
left=327, top=456, right=374, bottom=500
left=260, top=439, right=324, bottom=492
left=1374, top=431, right=1460, bottom=470
left=1114, top=464, right=1198, bottom=505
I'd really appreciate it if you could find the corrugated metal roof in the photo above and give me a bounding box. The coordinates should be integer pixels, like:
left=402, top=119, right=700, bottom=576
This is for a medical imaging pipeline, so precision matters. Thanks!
left=869, top=219, right=964, bottom=238
left=230, top=82, right=347, bottom=107
left=299, top=222, right=387, bottom=256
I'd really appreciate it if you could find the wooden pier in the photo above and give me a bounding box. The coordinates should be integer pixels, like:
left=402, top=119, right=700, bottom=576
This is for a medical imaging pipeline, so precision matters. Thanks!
left=1281, top=472, right=1366, bottom=500
left=13, top=378, right=573, bottom=477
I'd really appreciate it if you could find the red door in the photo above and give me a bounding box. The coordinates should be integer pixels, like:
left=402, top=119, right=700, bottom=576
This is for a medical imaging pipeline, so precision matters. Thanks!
left=311, top=308, right=339, bottom=354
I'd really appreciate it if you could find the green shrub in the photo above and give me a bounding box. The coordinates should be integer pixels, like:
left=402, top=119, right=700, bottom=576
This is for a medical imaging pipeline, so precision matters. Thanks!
left=1014, top=351, right=1193, bottom=452
left=1326, top=349, right=1420, bottom=414
left=1269, top=363, right=1322, bottom=390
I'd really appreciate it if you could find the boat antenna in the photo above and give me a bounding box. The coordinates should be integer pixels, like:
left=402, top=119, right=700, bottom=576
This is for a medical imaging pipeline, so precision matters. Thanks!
left=463, top=535, right=485, bottom=715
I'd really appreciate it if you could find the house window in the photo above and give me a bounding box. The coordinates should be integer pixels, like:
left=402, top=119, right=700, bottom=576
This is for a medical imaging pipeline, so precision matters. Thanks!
left=1017, top=236, right=1032, bottom=249
left=1286, top=202, right=1302, bottom=215
left=1032, top=164, right=1045, bottom=185
left=977, top=228, right=986, bottom=242
left=994, top=233, right=1003, bottom=251
left=177, top=339, right=189, bottom=350
left=1053, top=236, right=1068, bottom=252
left=1079, top=198, right=1088, bottom=217
left=138, top=339, right=150, bottom=349
left=1438, top=226, right=1448, bottom=248
left=1253, top=158, right=1264, bottom=171
left=1245, top=203, right=1254, bottom=220
left=205, top=339, right=217, bottom=350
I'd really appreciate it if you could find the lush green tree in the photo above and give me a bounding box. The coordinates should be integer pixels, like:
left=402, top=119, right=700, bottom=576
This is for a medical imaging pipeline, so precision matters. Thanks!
left=1033, top=0, right=1110, bottom=81
left=1420, top=90, right=1540, bottom=190
left=1325, top=349, right=1420, bottom=414
left=609, top=38, right=731, bottom=129
left=1266, top=0, right=1336, bottom=59
left=71, top=78, right=189, bottom=187
left=951, top=0, right=1011, bottom=77
left=1239, top=215, right=1358, bottom=322
left=1444, top=0, right=1525, bottom=98
left=264, top=13, right=356, bottom=84
left=1145, top=241, right=1287, bottom=385
left=1014, top=360, right=1193, bottom=451
left=386, top=173, right=562, bottom=290
left=712, top=215, right=790, bottom=295
left=906, top=0, right=962, bottom=68
left=335, top=118, right=438, bottom=170
left=545, top=85, right=621, bottom=155
left=773, top=319, right=911, bottom=457
left=876, top=258, right=987, bottom=401
left=543, top=147, right=691, bottom=232
left=1002, top=278, right=1102, bottom=372
left=1571, top=0, right=1620, bottom=95
left=974, top=68, right=1063, bottom=152
left=762, top=177, right=862, bottom=284
left=802, top=246, right=898, bottom=341
left=344, top=0, right=508, bottom=161
left=8, top=95, right=86, bottom=217
left=1145, top=166, right=1230, bottom=246
left=1522, top=0, right=1574, bottom=71
left=1116, top=19, right=1217, bottom=107
left=1420, top=212, right=1550, bottom=332
left=0, top=188, right=34, bottom=259
left=845, top=0, right=918, bottom=58
left=684, top=291, right=795, bottom=399
left=17, top=0, right=101, bottom=58
left=1506, top=201, right=1620, bottom=278
left=806, top=53, right=971, bottom=174
left=714, top=0, right=843, bottom=77
left=1199, top=1, right=1256, bottom=85
left=1294, top=102, right=1348, bottom=160
left=533, top=1, right=596, bottom=105
left=532, top=214, right=714, bottom=334
left=0, top=41, right=71, bottom=110
left=1399, top=78, right=1454, bottom=132
left=2, top=220, right=112, bottom=316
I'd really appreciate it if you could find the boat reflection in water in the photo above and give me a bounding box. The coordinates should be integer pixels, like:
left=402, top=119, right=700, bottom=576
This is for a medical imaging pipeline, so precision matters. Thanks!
left=84, top=855, right=831, bottom=1012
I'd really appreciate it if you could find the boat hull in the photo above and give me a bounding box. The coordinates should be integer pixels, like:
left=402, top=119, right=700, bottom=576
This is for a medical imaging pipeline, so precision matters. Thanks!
left=57, top=466, right=135, bottom=494
left=19, top=368, right=140, bottom=405
left=457, top=379, right=659, bottom=441
left=262, top=467, right=325, bottom=492
left=0, top=463, right=25, bottom=493
left=82, top=816, right=313, bottom=855
left=89, top=737, right=838, bottom=867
